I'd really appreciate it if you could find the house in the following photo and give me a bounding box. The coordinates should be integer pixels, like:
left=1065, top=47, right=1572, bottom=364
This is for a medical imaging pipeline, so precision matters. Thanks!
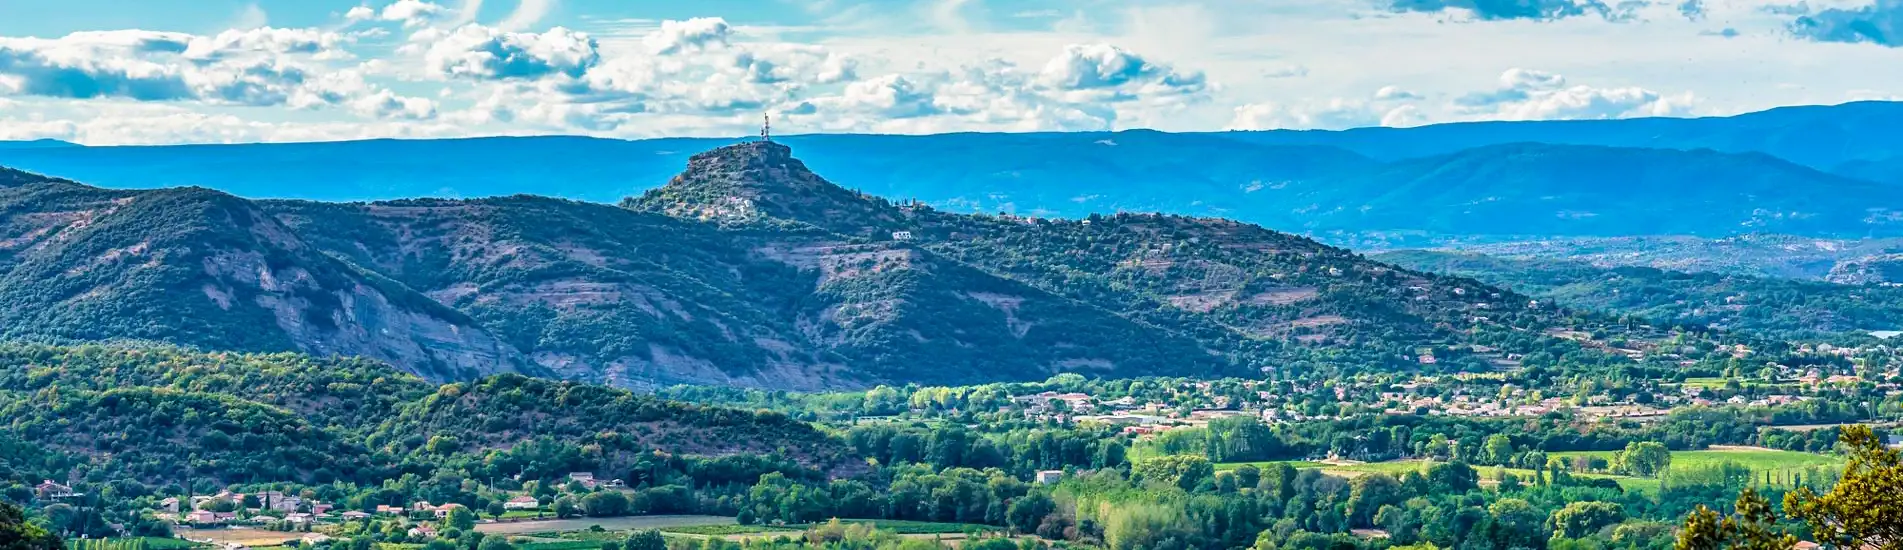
left=159, top=497, right=182, bottom=513
left=433, top=503, right=466, bottom=519
left=408, top=526, right=438, bottom=539
left=375, top=505, right=405, bottom=515
left=891, top=231, right=914, bottom=241
left=35, top=480, right=77, bottom=500
left=285, top=513, right=313, bottom=524
left=312, top=504, right=334, bottom=515
left=342, top=511, right=372, bottom=520
left=1034, top=470, right=1063, bottom=484
left=186, top=511, right=237, bottom=524
left=504, top=496, right=541, bottom=510
left=568, top=473, right=599, bottom=489
left=302, top=534, right=333, bottom=545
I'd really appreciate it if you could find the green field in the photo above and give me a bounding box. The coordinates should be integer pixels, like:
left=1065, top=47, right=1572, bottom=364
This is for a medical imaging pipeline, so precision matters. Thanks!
left=517, top=541, right=608, bottom=550
left=1213, top=460, right=1322, bottom=471
left=66, top=537, right=204, bottom=550
left=1551, top=448, right=1842, bottom=472
left=1211, top=450, right=1846, bottom=494
left=661, top=524, right=804, bottom=536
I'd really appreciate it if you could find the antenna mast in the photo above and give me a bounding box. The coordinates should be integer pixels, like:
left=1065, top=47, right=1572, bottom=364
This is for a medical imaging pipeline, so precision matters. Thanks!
left=761, top=113, right=772, bottom=142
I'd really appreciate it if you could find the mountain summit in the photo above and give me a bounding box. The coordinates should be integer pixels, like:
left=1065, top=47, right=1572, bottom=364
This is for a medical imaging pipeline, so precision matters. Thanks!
left=627, top=140, right=906, bottom=238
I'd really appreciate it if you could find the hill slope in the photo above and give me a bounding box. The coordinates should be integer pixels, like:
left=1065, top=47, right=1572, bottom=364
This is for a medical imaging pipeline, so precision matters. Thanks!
left=0, top=343, right=857, bottom=489
left=0, top=173, right=527, bottom=381
left=1379, top=250, right=1903, bottom=335
left=0, top=142, right=1617, bottom=388
left=1262, top=143, right=1903, bottom=237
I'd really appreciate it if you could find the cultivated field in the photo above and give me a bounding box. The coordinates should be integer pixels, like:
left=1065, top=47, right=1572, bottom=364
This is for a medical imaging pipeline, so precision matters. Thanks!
left=475, top=515, right=737, bottom=536
left=173, top=528, right=303, bottom=548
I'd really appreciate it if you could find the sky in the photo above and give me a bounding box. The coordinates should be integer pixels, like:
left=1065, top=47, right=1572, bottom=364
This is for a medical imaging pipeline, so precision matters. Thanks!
left=1, top=0, right=1901, bottom=144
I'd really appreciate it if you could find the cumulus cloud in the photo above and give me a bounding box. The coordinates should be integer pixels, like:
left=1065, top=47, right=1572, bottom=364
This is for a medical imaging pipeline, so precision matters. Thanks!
left=644, top=17, right=732, bottom=55
left=1039, top=43, right=1206, bottom=101
left=380, top=0, right=446, bottom=27
left=1375, top=85, right=1423, bottom=100
left=1226, top=91, right=1427, bottom=130
left=1789, top=0, right=1903, bottom=46
left=1455, top=68, right=1695, bottom=120
left=424, top=25, right=600, bottom=80
left=0, top=28, right=430, bottom=120
left=345, top=6, right=376, bottom=21
left=785, top=62, right=1114, bottom=134
left=1386, top=0, right=1629, bottom=21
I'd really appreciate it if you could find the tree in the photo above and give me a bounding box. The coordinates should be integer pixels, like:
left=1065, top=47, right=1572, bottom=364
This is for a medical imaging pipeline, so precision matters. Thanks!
left=1784, top=425, right=1903, bottom=550
left=1676, top=488, right=1795, bottom=550
left=1133, top=455, right=1214, bottom=491
left=0, top=502, right=63, bottom=550
left=1348, top=474, right=1403, bottom=527
left=553, top=496, right=580, bottom=519
left=581, top=492, right=630, bottom=518
left=1617, top=442, right=1672, bottom=478
left=1550, top=501, right=1625, bottom=539
left=1006, top=493, right=1056, bottom=534
left=486, top=501, right=506, bottom=520
left=446, top=506, right=478, bottom=531
left=1482, top=435, right=1513, bottom=466
left=1487, top=498, right=1547, bottom=549
left=478, top=537, right=515, bottom=550
left=623, top=530, right=666, bottom=550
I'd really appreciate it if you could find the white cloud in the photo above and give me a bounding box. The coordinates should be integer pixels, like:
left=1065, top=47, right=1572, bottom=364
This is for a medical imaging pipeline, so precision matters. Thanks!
left=345, top=6, right=377, bottom=22
left=424, top=25, right=599, bottom=80
left=1039, top=43, right=1207, bottom=101
left=1375, top=85, right=1423, bottom=100
left=350, top=88, right=438, bottom=119
left=380, top=0, right=447, bottom=27
left=0, top=28, right=429, bottom=121
left=644, top=17, right=732, bottom=55
left=1227, top=98, right=1424, bottom=130
left=1456, top=68, right=1696, bottom=120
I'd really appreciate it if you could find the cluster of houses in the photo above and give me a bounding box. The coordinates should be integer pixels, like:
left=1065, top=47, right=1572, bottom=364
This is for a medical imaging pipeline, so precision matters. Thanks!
left=148, top=471, right=633, bottom=529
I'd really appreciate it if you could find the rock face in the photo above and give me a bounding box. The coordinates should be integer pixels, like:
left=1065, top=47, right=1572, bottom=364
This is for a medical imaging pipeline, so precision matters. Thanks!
left=0, top=177, right=530, bottom=382
left=0, top=141, right=1574, bottom=389
left=1829, top=254, right=1903, bottom=285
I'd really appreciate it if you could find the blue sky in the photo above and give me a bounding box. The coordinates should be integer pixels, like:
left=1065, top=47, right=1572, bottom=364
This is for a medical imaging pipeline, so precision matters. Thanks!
left=1, top=0, right=1901, bottom=144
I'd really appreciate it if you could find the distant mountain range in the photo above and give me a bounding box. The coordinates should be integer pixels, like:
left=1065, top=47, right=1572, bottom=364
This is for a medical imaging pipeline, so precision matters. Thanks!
left=1419, top=234, right=1903, bottom=283
left=1378, top=249, right=1903, bottom=336
left=0, top=142, right=1595, bottom=389
left=5, top=101, right=1903, bottom=239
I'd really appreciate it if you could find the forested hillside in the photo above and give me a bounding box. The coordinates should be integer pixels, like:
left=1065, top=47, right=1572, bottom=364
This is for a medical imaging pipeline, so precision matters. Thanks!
left=1378, top=250, right=1903, bottom=336
left=0, top=343, right=855, bottom=492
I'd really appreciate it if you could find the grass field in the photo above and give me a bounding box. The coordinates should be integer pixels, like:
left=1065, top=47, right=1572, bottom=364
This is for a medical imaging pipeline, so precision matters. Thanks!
left=661, top=525, right=804, bottom=536
left=1551, top=448, right=1843, bottom=473
left=517, top=541, right=607, bottom=550
left=1209, top=449, right=1845, bottom=494
left=475, top=515, right=736, bottom=536
left=838, top=520, right=991, bottom=535
left=67, top=537, right=204, bottom=550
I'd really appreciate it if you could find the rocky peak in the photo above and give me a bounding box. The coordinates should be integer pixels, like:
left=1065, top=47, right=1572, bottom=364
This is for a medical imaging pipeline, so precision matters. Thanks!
left=627, top=140, right=908, bottom=238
